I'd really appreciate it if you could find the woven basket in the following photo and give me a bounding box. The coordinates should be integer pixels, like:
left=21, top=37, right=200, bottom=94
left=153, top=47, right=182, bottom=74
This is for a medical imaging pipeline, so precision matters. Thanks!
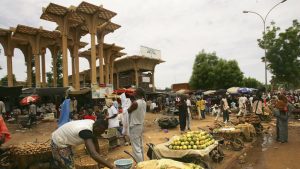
left=73, top=144, right=87, bottom=158
left=98, top=139, right=109, bottom=156
left=74, top=156, right=99, bottom=169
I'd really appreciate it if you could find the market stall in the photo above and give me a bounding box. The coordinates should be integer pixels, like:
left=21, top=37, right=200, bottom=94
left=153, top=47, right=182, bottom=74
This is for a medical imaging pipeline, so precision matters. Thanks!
left=149, top=131, right=224, bottom=165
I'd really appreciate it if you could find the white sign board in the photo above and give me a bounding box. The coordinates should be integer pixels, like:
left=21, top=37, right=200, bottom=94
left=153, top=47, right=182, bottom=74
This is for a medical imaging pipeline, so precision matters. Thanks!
left=142, top=77, right=150, bottom=83
left=140, top=46, right=161, bottom=59
left=91, top=84, right=113, bottom=99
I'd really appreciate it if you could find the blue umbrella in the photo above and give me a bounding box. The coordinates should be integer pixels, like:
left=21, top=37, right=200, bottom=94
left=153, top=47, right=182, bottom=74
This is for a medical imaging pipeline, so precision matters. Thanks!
left=238, top=88, right=251, bottom=94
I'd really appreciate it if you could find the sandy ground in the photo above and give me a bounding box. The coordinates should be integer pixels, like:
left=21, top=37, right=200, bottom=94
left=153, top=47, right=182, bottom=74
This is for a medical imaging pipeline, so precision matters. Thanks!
left=228, top=120, right=300, bottom=169
left=4, top=113, right=300, bottom=169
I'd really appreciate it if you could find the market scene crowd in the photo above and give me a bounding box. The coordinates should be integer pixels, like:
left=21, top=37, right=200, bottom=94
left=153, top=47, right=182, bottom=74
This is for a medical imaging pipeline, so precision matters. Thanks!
left=0, top=0, right=299, bottom=169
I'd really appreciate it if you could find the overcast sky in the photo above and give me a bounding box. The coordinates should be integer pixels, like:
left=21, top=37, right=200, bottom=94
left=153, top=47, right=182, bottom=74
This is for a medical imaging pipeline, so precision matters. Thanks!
left=0, top=0, right=299, bottom=89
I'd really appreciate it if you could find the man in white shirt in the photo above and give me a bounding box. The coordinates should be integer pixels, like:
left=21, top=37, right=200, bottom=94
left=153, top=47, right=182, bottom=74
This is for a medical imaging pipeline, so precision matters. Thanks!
left=128, top=88, right=146, bottom=163
left=106, top=100, right=120, bottom=131
left=237, top=95, right=247, bottom=116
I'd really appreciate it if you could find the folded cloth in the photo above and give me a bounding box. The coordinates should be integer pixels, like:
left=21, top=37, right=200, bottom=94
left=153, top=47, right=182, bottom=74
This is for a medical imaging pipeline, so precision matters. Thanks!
left=276, top=100, right=288, bottom=112
left=0, top=116, right=11, bottom=144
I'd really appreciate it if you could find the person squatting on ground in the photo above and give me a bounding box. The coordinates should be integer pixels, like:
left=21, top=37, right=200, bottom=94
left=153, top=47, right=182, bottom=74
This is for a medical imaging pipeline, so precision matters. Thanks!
left=127, top=88, right=147, bottom=163
left=186, top=97, right=192, bottom=131
left=220, top=95, right=230, bottom=123
left=178, top=97, right=188, bottom=134
left=51, top=119, right=116, bottom=169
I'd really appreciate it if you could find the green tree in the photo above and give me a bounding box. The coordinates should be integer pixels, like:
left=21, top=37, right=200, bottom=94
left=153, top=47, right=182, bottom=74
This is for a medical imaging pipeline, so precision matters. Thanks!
left=189, top=50, right=243, bottom=90
left=258, top=20, right=300, bottom=88
left=242, top=77, right=263, bottom=88
left=0, top=74, right=17, bottom=86
left=46, top=51, right=63, bottom=87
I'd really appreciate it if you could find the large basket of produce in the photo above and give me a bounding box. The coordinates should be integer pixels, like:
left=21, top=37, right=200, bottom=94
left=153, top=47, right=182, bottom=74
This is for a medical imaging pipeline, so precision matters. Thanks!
left=136, top=159, right=204, bottom=169
left=212, top=127, right=244, bottom=151
left=99, top=139, right=109, bottom=156
left=73, top=144, right=87, bottom=158
left=73, top=139, right=109, bottom=157
left=154, top=131, right=218, bottom=159
left=75, top=156, right=99, bottom=169
left=244, top=114, right=261, bottom=124
left=10, top=142, right=52, bottom=169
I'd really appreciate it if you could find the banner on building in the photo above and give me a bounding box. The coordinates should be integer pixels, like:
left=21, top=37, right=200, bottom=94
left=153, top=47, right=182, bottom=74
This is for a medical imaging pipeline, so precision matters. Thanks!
left=91, top=84, right=113, bottom=99
left=140, top=46, right=161, bottom=59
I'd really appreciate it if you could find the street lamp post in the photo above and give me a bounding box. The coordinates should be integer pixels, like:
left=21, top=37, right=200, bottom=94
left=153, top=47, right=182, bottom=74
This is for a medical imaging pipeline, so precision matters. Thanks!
left=243, top=0, right=287, bottom=92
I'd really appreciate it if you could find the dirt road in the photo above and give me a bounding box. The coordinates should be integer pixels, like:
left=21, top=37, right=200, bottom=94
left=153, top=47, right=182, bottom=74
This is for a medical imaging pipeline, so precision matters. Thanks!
left=228, top=120, right=300, bottom=169
left=4, top=114, right=300, bottom=169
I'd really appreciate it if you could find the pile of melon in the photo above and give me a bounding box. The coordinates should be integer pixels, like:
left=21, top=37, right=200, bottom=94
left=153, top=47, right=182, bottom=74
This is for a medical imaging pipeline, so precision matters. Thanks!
left=168, top=131, right=215, bottom=150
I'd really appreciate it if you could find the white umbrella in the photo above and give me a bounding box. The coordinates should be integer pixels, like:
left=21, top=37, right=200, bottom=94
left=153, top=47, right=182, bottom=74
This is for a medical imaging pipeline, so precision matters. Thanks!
left=227, top=87, right=240, bottom=94
left=203, top=90, right=216, bottom=95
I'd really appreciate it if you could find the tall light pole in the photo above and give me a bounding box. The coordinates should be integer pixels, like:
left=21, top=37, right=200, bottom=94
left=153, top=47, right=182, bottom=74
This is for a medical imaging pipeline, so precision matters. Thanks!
left=243, top=0, right=287, bottom=92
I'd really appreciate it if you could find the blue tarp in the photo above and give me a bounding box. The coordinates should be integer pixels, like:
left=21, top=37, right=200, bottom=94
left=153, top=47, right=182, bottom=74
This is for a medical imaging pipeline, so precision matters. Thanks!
left=58, top=98, right=70, bottom=127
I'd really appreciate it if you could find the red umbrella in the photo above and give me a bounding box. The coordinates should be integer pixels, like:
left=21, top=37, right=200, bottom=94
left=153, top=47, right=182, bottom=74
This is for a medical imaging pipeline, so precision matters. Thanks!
left=20, top=95, right=40, bottom=106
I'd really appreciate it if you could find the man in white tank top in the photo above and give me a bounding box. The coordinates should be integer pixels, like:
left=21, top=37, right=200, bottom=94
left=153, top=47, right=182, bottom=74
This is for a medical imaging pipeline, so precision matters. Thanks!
left=51, top=119, right=116, bottom=169
left=128, top=88, right=146, bottom=163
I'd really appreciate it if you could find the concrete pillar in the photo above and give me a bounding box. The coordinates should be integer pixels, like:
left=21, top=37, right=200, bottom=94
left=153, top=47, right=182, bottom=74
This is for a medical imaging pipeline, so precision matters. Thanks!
left=41, top=50, right=46, bottom=87
left=71, top=56, right=75, bottom=87
left=151, top=69, right=155, bottom=92
left=6, top=55, right=13, bottom=87
left=109, top=56, right=114, bottom=85
left=116, top=72, right=119, bottom=89
left=34, top=53, right=41, bottom=87
left=105, top=56, right=110, bottom=84
left=73, top=44, right=80, bottom=90
left=26, top=52, right=32, bottom=87
left=62, top=34, right=68, bottom=87
left=90, top=32, right=97, bottom=85
left=135, top=68, right=139, bottom=88
left=53, top=51, right=58, bottom=87
left=97, top=33, right=104, bottom=84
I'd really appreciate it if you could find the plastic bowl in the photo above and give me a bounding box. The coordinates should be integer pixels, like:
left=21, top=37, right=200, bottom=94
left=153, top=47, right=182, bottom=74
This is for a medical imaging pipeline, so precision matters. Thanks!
left=114, top=159, right=133, bottom=169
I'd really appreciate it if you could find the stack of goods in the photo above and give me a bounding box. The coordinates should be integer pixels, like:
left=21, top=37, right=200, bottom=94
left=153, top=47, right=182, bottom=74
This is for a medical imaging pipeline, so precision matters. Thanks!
left=73, top=139, right=109, bottom=158
left=168, top=131, right=215, bottom=150
left=74, top=156, right=98, bottom=169
left=235, top=123, right=256, bottom=142
left=10, top=142, right=51, bottom=156
left=213, top=127, right=241, bottom=134
left=136, top=159, right=203, bottom=169
left=158, top=117, right=179, bottom=129
left=10, top=142, right=52, bottom=169
left=244, top=114, right=261, bottom=124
